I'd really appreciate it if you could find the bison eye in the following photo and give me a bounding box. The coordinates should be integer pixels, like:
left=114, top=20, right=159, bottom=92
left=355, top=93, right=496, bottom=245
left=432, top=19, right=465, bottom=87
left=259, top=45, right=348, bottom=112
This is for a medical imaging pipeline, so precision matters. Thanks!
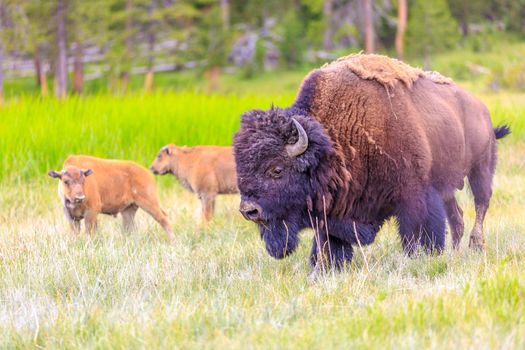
left=268, top=166, right=284, bottom=179
left=63, top=180, right=70, bottom=185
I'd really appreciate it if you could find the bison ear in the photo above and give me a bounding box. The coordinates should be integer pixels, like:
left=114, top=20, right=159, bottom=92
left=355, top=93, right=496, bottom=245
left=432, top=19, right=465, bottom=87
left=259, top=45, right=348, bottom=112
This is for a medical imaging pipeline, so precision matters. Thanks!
left=162, top=146, right=172, bottom=155
left=82, top=169, right=94, bottom=177
left=48, top=170, right=62, bottom=179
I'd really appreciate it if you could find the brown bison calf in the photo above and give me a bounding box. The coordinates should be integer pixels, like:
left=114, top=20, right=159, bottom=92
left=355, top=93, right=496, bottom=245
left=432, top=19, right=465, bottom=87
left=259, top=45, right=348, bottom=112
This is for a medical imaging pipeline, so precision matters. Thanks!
left=150, top=144, right=238, bottom=222
left=49, top=155, right=175, bottom=242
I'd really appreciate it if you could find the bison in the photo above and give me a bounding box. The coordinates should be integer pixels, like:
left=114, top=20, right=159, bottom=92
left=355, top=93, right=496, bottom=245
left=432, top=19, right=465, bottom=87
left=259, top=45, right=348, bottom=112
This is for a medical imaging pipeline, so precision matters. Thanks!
left=234, top=54, right=509, bottom=271
left=150, top=144, right=238, bottom=222
left=49, top=155, right=175, bottom=242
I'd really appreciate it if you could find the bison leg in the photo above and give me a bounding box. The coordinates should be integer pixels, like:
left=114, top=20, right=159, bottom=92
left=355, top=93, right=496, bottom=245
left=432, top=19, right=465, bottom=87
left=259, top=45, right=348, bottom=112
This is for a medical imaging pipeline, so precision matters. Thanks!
left=121, top=204, right=138, bottom=233
left=63, top=206, right=80, bottom=234
left=136, top=198, right=175, bottom=243
left=397, top=198, right=426, bottom=256
left=199, top=192, right=216, bottom=222
left=84, top=211, right=98, bottom=235
left=420, top=188, right=446, bottom=253
left=309, top=233, right=353, bottom=270
left=70, top=220, right=81, bottom=235
left=443, top=195, right=464, bottom=249
left=467, top=152, right=495, bottom=250
left=397, top=187, right=446, bottom=255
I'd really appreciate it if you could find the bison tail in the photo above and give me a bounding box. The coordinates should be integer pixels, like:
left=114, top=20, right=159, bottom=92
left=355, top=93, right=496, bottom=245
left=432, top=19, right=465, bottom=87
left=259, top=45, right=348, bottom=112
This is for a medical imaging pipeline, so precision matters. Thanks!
left=494, top=125, right=511, bottom=140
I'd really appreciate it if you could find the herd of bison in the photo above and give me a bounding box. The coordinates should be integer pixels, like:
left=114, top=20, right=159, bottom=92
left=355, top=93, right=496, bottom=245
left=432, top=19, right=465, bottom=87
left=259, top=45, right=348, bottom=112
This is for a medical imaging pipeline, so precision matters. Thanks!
left=48, top=54, right=510, bottom=275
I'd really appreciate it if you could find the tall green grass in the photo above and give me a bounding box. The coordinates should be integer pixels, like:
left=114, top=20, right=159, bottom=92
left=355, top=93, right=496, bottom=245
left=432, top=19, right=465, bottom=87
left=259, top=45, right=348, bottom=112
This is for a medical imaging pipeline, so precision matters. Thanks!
left=0, top=92, right=295, bottom=181
left=0, top=90, right=522, bottom=181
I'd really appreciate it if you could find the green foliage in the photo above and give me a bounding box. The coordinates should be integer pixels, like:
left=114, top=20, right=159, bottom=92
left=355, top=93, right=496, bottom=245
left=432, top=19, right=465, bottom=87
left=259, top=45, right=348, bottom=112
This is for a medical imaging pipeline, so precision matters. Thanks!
left=279, top=11, right=306, bottom=68
left=406, top=0, right=460, bottom=65
left=490, top=0, right=525, bottom=33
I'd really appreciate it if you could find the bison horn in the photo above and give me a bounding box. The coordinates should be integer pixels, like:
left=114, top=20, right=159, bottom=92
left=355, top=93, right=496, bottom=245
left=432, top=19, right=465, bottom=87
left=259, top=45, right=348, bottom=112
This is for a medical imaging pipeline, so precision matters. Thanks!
left=286, top=118, right=309, bottom=157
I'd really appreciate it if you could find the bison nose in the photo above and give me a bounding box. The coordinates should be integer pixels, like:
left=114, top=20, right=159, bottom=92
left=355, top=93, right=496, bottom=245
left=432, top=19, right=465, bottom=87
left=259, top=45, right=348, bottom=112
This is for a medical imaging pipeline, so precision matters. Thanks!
left=74, top=195, right=85, bottom=203
left=150, top=166, right=159, bottom=175
left=240, top=201, right=263, bottom=222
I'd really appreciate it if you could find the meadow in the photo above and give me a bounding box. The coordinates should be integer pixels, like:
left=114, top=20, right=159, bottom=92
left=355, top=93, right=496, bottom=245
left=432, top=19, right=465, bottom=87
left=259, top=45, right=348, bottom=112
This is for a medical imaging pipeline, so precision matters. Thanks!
left=0, top=74, right=524, bottom=348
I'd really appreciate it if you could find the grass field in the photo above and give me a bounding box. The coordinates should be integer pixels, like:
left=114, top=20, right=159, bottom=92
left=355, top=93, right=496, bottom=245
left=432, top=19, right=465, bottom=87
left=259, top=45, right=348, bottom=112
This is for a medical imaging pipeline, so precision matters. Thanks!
left=0, top=81, right=524, bottom=347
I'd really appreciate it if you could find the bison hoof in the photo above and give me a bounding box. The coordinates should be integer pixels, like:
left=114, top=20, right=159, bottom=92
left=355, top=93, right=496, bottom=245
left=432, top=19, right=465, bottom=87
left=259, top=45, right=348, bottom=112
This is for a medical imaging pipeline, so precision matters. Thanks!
left=468, top=235, right=485, bottom=251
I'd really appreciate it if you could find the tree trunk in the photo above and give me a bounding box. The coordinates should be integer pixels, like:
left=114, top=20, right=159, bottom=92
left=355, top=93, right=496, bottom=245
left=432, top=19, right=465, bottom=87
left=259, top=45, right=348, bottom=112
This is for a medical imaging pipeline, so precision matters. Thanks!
left=40, top=68, right=48, bottom=97
left=323, top=0, right=333, bottom=51
left=144, top=70, right=154, bottom=92
left=38, top=46, right=49, bottom=97
left=220, top=0, right=229, bottom=31
left=34, top=51, right=42, bottom=87
left=120, top=0, right=133, bottom=91
left=205, top=66, right=220, bottom=92
left=37, top=47, right=49, bottom=97
left=73, top=43, right=83, bottom=94
left=55, top=0, right=67, bottom=99
left=0, top=2, right=3, bottom=105
left=144, top=32, right=155, bottom=92
left=144, top=0, right=155, bottom=93
left=0, top=38, right=3, bottom=105
left=395, top=0, right=407, bottom=59
left=363, top=0, right=374, bottom=53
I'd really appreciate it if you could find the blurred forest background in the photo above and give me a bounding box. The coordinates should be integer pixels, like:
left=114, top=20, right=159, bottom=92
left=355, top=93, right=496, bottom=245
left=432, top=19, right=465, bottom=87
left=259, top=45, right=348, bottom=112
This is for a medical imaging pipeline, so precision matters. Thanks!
left=0, top=0, right=524, bottom=99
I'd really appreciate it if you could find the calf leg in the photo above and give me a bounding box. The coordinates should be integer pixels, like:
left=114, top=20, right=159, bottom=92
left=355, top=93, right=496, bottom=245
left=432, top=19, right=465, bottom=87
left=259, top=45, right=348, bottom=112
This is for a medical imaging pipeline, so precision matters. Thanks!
left=84, top=211, right=98, bottom=235
left=443, top=195, right=464, bottom=249
left=63, top=206, right=80, bottom=234
left=121, top=204, right=138, bottom=233
left=199, top=192, right=216, bottom=222
left=468, top=151, right=496, bottom=250
left=70, top=220, right=81, bottom=235
left=136, top=196, right=175, bottom=243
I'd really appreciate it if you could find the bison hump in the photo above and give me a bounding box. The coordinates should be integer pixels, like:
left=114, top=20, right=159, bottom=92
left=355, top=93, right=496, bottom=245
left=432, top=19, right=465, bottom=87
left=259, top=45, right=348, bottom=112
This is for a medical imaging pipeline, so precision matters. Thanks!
left=320, top=53, right=452, bottom=89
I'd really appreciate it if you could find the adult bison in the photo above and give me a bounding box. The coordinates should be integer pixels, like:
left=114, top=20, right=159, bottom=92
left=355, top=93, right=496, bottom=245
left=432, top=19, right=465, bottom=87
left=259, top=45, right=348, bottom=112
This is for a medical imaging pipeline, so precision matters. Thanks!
left=234, top=54, right=509, bottom=270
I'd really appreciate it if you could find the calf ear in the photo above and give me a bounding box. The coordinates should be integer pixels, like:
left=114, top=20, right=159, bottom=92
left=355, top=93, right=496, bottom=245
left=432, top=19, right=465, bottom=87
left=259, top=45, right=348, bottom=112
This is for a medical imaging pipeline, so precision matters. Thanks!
left=162, top=146, right=171, bottom=155
left=48, top=170, right=62, bottom=179
left=82, top=169, right=94, bottom=177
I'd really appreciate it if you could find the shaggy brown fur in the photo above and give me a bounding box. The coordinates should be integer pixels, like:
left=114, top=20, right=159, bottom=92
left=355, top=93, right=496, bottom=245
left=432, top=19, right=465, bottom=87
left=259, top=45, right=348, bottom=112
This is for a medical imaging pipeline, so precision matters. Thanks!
left=49, top=155, right=174, bottom=242
left=150, top=144, right=238, bottom=222
left=319, top=53, right=452, bottom=89
left=295, top=53, right=504, bottom=250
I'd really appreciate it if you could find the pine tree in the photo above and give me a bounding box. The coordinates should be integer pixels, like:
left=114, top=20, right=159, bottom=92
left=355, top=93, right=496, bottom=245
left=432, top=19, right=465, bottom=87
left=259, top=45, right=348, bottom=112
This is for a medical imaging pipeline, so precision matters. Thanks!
left=68, top=0, right=109, bottom=94
left=6, top=0, right=54, bottom=96
left=406, top=0, right=460, bottom=67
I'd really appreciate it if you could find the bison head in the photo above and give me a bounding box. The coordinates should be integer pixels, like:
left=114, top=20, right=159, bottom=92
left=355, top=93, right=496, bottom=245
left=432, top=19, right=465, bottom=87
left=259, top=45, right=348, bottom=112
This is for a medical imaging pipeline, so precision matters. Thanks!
left=150, top=144, right=176, bottom=175
left=48, top=166, right=93, bottom=205
left=234, top=107, right=340, bottom=259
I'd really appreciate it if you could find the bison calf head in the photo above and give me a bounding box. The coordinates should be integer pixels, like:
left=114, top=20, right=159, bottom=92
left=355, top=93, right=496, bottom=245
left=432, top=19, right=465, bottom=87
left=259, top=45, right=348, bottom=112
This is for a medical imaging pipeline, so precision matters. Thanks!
left=234, top=107, right=335, bottom=259
left=48, top=166, right=93, bottom=205
left=150, top=144, right=176, bottom=175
